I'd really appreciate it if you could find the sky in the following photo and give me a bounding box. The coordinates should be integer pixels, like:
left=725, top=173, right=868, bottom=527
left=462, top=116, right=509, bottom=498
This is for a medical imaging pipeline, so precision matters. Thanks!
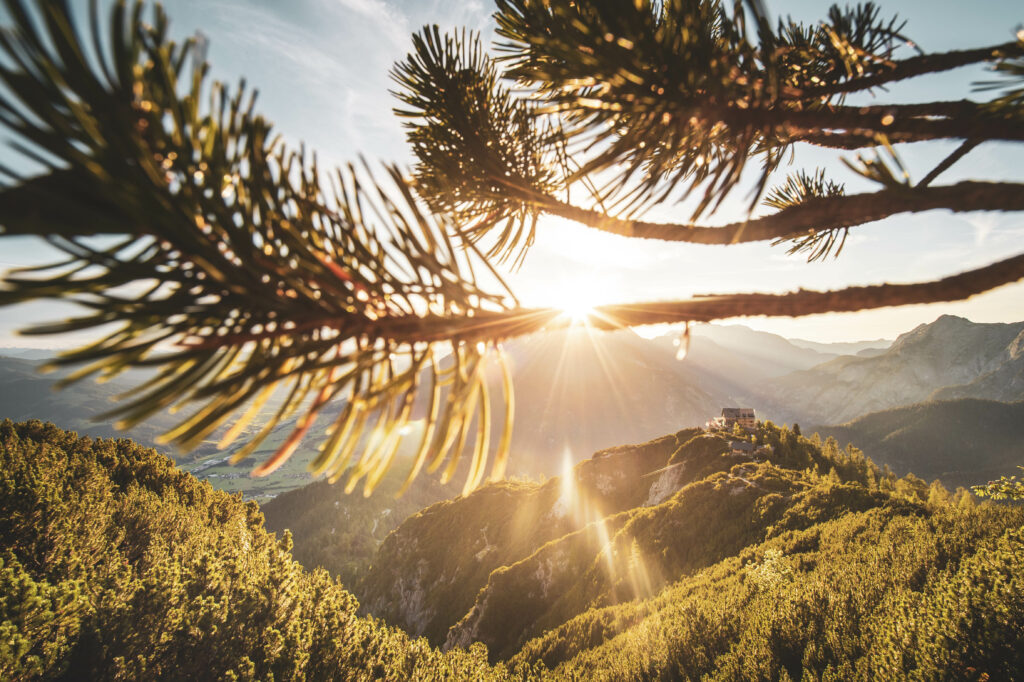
left=1, top=0, right=1022, bottom=345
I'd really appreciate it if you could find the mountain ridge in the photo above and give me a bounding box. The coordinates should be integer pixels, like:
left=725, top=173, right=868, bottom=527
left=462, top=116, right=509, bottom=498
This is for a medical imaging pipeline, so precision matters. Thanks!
left=751, top=315, right=1024, bottom=425
left=811, top=397, right=1024, bottom=488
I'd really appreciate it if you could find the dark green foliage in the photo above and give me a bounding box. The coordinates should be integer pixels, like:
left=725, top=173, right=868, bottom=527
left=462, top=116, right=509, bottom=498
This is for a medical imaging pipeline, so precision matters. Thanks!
left=0, top=420, right=507, bottom=681
left=359, top=477, right=565, bottom=643
left=0, top=554, right=84, bottom=681
left=813, top=399, right=1024, bottom=488
left=262, top=470, right=461, bottom=588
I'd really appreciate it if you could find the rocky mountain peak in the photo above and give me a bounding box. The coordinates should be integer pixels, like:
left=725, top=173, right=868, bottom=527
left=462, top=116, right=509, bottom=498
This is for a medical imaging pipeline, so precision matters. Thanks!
left=1009, top=329, right=1024, bottom=361
left=753, top=315, right=1024, bottom=425
left=889, top=314, right=974, bottom=352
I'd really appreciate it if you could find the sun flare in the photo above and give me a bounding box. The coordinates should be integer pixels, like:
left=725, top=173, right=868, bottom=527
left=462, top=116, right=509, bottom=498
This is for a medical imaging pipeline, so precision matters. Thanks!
left=555, top=294, right=597, bottom=322
left=547, top=280, right=611, bottom=324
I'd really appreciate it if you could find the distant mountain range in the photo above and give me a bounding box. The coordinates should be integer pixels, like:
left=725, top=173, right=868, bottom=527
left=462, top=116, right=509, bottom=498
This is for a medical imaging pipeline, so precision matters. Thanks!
left=786, top=335, right=892, bottom=356
left=750, top=315, right=1024, bottom=426
left=0, top=354, right=176, bottom=451
left=497, top=323, right=887, bottom=476
left=4, top=314, right=1022, bottom=498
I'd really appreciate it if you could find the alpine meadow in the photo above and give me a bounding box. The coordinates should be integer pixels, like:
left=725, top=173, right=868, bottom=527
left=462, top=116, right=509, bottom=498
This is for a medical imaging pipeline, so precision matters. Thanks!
left=1, top=0, right=1023, bottom=680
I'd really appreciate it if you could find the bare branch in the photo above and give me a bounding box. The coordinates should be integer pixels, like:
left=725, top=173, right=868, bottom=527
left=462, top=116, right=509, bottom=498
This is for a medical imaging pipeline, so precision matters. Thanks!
left=509, top=181, right=1024, bottom=245
left=917, top=139, right=981, bottom=188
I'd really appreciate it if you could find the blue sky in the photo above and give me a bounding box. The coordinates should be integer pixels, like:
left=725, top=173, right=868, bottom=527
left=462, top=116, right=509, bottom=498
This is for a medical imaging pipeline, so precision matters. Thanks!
left=2, top=0, right=1023, bottom=345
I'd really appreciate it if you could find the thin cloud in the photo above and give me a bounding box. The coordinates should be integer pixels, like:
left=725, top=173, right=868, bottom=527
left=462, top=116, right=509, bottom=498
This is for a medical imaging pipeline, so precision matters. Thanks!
left=329, top=0, right=411, bottom=50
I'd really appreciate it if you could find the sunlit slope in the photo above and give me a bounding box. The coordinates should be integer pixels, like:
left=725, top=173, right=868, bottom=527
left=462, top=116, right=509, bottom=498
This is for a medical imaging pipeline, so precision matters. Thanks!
left=360, top=420, right=1024, bottom=678
left=0, top=420, right=504, bottom=680
left=361, top=423, right=910, bottom=658
left=512, top=501, right=1024, bottom=680
left=357, top=432, right=690, bottom=642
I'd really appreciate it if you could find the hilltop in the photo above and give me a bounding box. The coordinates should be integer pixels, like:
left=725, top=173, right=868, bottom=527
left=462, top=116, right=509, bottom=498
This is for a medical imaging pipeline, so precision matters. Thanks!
left=353, top=421, right=1024, bottom=676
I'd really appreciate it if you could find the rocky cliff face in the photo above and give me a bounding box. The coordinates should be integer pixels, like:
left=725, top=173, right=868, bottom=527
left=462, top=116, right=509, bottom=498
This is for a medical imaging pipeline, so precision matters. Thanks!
left=356, top=432, right=693, bottom=645
left=931, top=328, right=1024, bottom=402
left=752, top=316, right=1024, bottom=425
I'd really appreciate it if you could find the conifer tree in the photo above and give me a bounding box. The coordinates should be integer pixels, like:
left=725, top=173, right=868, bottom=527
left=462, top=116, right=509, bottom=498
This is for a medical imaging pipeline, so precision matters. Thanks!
left=0, top=0, right=1021, bottom=492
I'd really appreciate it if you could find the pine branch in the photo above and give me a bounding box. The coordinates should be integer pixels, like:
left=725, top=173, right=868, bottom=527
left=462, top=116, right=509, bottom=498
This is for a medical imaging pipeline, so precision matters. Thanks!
left=795, top=131, right=928, bottom=149
left=917, top=139, right=980, bottom=188
left=505, top=180, right=1024, bottom=245
left=391, top=26, right=566, bottom=268
left=393, top=27, right=1022, bottom=268
left=751, top=104, right=1024, bottom=143
left=559, top=98, right=1024, bottom=148
left=590, top=250, right=1024, bottom=325
left=489, top=0, right=1023, bottom=220
left=3, top=0, right=1023, bottom=500
left=0, top=0, right=516, bottom=495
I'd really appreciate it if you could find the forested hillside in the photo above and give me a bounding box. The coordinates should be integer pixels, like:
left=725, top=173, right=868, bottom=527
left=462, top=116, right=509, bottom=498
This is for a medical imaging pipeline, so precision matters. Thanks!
left=0, top=421, right=499, bottom=681
left=262, top=470, right=461, bottom=588
left=0, top=356, right=175, bottom=452
left=351, top=422, right=1024, bottom=677
left=813, top=399, right=1024, bottom=488
left=3, top=420, right=1024, bottom=679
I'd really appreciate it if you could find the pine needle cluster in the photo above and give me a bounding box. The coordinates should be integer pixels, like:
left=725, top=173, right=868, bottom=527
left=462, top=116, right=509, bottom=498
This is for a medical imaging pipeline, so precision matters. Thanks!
left=1, top=0, right=1022, bottom=490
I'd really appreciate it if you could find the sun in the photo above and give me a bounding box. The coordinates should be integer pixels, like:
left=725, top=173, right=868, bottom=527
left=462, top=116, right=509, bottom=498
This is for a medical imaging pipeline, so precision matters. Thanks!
left=556, top=296, right=596, bottom=323
left=550, top=285, right=602, bottom=323
left=509, top=216, right=624, bottom=322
